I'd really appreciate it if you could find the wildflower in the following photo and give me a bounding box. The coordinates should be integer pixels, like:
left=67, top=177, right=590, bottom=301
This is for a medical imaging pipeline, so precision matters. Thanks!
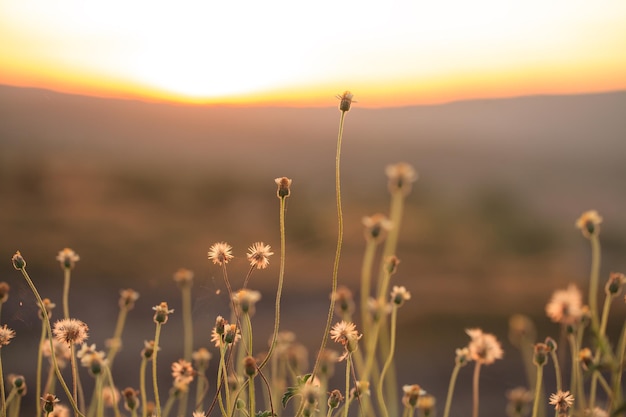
left=212, top=322, right=241, bottom=347
left=52, top=318, right=89, bottom=345
left=173, top=268, right=194, bottom=287
left=41, top=338, right=72, bottom=368
left=247, top=242, right=274, bottom=269
left=301, top=383, right=319, bottom=406
left=605, top=272, right=626, bottom=296
left=533, top=343, right=549, bottom=367
left=337, top=90, right=354, bottom=112
left=0, top=325, right=16, bottom=347
left=465, top=328, right=504, bottom=365
left=0, top=282, right=9, bottom=303
left=8, top=374, right=26, bottom=396
left=41, top=393, right=60, bottom=413
left=192, top=347, right=212, bottom=368
left=243, top=356, right=257, bottom=378
left=545, top=284, right=583, bottom=326
left=152, top=301, right=174, bottom=324
left=330, top=320, right=362, bottom=360
left=544, top=337, right=557, bottom=352
left=38, top=298, right=56, bottom=320
left=391, top=285, right=411, bottom=306
left=362, top=213, right=393, bottom=242
left=506, top=387, right=533, bottom=417
left=327, top=389, right=344, bottom=409
left=350, top=380, right=370, bottom=399
left=576, top=210, right=603, bottom=238
left=141, top=340, right=159, bottom=360
left=402, top=384, right=424, bottom=408
left=331, top=285, right=355, bottom=316
left=122, top=387, right=140, bottom=411
left=77, top=343, right=107, bottom=375
left=102, top=386, right=120, bottom=407
left=208, top=242, right=234, bottom=266
left=232, top=289, right=262, bottom=315
left=548, top=390, right=574, bottom=414
left=171, top=359, right=195, bottom=385
left=417, top=393, right=436, bottom=416
left=56, top=248, right=80, bottom=270
left=578, top=347, right=594, bottom=371
left=367, top=297, right=392, bottom=322
left=118, top=288, right=140, bottom=310
left=11, top=250, right=26, bottom=270
left=386, top=162, right=418, bottom=196
left=275, top=177, right=292, bottom=199
left=384, top=255, right=401, bottom=275
left=455, top=347, right=471, bottom=366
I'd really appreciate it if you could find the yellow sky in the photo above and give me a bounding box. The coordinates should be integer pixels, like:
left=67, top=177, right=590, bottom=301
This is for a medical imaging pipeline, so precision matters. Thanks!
left=1, top=0, right=625, bottom=107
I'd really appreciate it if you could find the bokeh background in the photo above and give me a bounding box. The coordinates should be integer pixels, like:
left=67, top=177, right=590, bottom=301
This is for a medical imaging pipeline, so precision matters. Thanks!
left=1, top=84, right=625, bottom=415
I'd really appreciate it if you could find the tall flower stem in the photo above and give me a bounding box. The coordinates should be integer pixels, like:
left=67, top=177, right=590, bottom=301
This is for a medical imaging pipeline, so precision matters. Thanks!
left=343, top=355, right=352, bottom=417
left=107, top=305, right=129, bottom=369
left=70, top=344, right=79, bottom=411
left=0, top=349, right=6, bottom=417
left=530, top=366, right=544, bottom=417
left=360, top=240, right=377, bottom=336
left=63, top=268, right=71, bottom=319
left=36, top=320, right=46, bottom=417
left=16, top=266, right=83, bottom=417
left=377, top=305, right=398, bottom=417
left=442, top=362, right=462, bottom=417
left=179, top=284, right=193, bottom=417
left=471, top=362, right=482, bottom=417
left=139, top=356, right=149, bottom=417
left=588, top=235, right=601, bottom=332
left=152, top=323, right=163, bottom=417
left=312, top=107, right=348, bottom=382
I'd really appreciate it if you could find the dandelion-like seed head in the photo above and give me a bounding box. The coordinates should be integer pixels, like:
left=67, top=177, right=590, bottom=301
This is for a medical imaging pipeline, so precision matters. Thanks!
left=533, top=342, right=549, bottom=367
left=173, top=268, right=194, bottom=287
left=331, top=286, right=355, bottom=316
left=152, top=302, right=174, bottom=324
left=330, top=321, right=362, bottom=360
left=362, top=214, right=393, bottom=242
left=172, top=359, right=195, bottom=385
left=545, top=284, right=583, bottom=326
left=275, top=177, right=292, bottom=199
left=385, top=162, right=418, bottom=196
left=605, top=272, right=626, bottom=296
left=53, top=318, right=89, bottom=346
left=336, top=91, right=355, bottom=112
left=402, top=384, right=425, bottom=408
left=465, top=328, right=504, bottom=365
left=119, top=289, right=140, bottom=310
left=232, top=289, right=262, bottom=315
left=328, top=389, right=344, bottom=409
left=549, top=390, right=574, bottom=413
left=0, top=324, right=16, bottom=347
left=0, top=282, right=9, bottom=303
left=56, top=248, right=80, bottom=270
left=122, top=387, right=140, bottom=411
left=391, top=285, right=411, bottom=306
left=11, top=250, right=26, bottom=270
left=208, top=242, right=234, bottom=266
left=575, top=210, right=603, bottom=238
left=247, top=242, right=274, bottom=270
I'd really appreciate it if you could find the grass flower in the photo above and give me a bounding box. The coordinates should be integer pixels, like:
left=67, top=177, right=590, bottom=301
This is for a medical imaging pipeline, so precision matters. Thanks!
left=362, top=213, right=393, bottom=242
left=171, top=359, right=195, bottom=385
left=466, top=328, right=503, bottom=417
left=0, top=325, right=16, bottom=417
left=0, top=325, right=15, bottom=347
left=122, top=387, right=140, bottom=413
left=443, top=348, right=472, bottom=417
left=119, top=288, right=140, bottom=310
left=11, top=251, right=26, bottom=270
left=391, top=285, right=411, bottom=306
left=247, top=242, right=274, bottom=270
left=56, top=248, right=80, bottom=320
left=41, top=393, right=60, bottom=413
left=386, top=162, right=418, bottom=196
left=402, top=384, right=424, bottom=409
left=575, top=210, right=603, bottom=238
left=173, top=268, right=194, bottom=287
left=416, top=393, right=436, bottom=417
left=331, top=286, right=355, bottom=318
left=545, top=284, right=584, bottom=326
left=232, top=289, right=262, bottom=315
left=336, top=90, right=354, bottom=112
left=275, top=176, right=292, bottom=198
left=330, top=321, right=361, bottom=351
left=548, top=390, right=574, bottom=414
left=152, top=302, right=174, bottom=324
left=52, top=319, right=89, bottom=346
left=208, top=242, right=234, bottom=266
left=328, top=389, right=344, bottom=410
left=56, top=248, right=80, bottom=270
left=506, top=387, right=533, bottom=417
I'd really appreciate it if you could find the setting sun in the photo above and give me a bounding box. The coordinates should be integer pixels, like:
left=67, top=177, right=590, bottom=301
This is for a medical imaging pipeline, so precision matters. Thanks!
left=1, top=0, right=625, bottom=106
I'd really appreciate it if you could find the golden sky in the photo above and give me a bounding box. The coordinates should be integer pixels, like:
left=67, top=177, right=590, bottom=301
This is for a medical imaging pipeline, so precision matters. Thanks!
left=1, top=0, right=625, bottom=107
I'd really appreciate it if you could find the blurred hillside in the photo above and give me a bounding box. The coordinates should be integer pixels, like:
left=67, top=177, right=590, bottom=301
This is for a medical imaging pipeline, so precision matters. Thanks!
left=1, top=85, right=625, bottom=415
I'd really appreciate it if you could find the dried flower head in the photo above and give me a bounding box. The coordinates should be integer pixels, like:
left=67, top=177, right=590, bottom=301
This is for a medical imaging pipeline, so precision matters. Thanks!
left=367, top=297, right=392, bottom=322
left=384, top=255, right=401, bottom=275
left=53, top=318, right=89, bottom=346
left=247, top=242, right=274, bottom=270
left=141, top=340, right=159, bottom=360
left=330, top=320, right=362, bottom=360
left=122, top=387, right=140, bottom=411
left=549, top=390, right=574, bottom=413
left=605, top=272, right=626, bottom=296
left=533, top=342, right=550, bottom=367
left=327, top=389, right=344, bottom=409
left=331, top=286, right=355, bottom=316
left=0, top=282, right=9, bottom=303
left=286, top=343, right=309, bottom=373
left=243, top=356, right=257, bottom=378
left=172, top=359, right=195, bottom=385
left=152, top=302, right=174, bottom=324
left=173, top=268, right=194, bottom=287
left=544, top=337, right=557, bottom=352
left=545, top=284, right=583, bottom=326
left=455, top=347, right=471, bottom=366
left=119, top=289, right=140, bottom=310
left=192, top=347, right=212, bottom=368
left=211, top=321, right=241, bottom=347
left=41, top=393, right=61, bottom=414
left=8, top=374, right=27, bottom=396
left=506, top=387, right=533, bottom=417
left=402, top=384, right=425, bottom=408
left=77, top=343, right=107, bottom=375
left=386, top=162, right=418, bottom=196
left=578, top=347, right=594, bottom=371
left=232, top=289, right=262, bottom=315
left=417, top=393, right=436, bottom=416
left=208, top=242, right=234, bottom=266
left=102, top=386, right=120, bottom=407
left=350, top=380, right=370, bottom=399
left=41, top=338, right=72, bottom=368
left=56, top=248, right=80, bottom=270
left=465, top=328, right=504, bottom=365
left=11, top=250, right=26, bottom=270
left=576, top=210, right=603, bottom=238
left=391, top=285, right=411, bottom=306
left=0, top=324, right=16, bottom=347
left=38, top=298, right=57, bottom=320
left=362, top=214, right=393, bottom=242
left=336, top=91, right=355, bottom=112
left=275, top=177, right=292, bottom=199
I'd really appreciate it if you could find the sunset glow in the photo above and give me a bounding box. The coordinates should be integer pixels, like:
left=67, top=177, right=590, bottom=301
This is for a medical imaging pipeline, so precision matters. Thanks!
left=1, top=0, right=625, bottom=107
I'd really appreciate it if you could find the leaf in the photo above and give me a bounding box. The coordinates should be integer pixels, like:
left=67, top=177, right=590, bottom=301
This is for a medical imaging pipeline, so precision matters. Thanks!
left=281, top=373, right=312, bottom=408
left=255, top=411, right=276, bottom=417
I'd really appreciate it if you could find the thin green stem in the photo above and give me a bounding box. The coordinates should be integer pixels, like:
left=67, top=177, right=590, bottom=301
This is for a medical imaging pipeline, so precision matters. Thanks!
left=311, top=110, right=346, bottom=385
left=36, top=320, right=46, bottom=417
left=63, top=268, right=71, bottom=319
left=360, top=240, right=377, bottom=336
left=195, top=365, right=207, bottom=413
left=140, top=357, right=148, bottom=417
left=0, top=351, right=6, bottom=417
left=598, top=293, right=612, bottom=341
left=182, top=284, right=193, bottom=361
left=106, top=306, right=129, bottom=369
left=549, top=351, right=562, bottom=393
left=531, top=366, right=544, bottom=417
left=377, top=305, right=398, bottom=417
left=152, top=323, right=163, bottom=417
left=588, top=234, right=601, bottom=332
left=471, top=362, right=482, bottom=417
left=568, top=333, right=585, bottom=413
left=442, top=363, right=461, bottom=417
left=70, top=344, right=79, bottom=413
left=248, top=374, right=256, bottom=417
left=343, top=354, right=352, bottom=417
